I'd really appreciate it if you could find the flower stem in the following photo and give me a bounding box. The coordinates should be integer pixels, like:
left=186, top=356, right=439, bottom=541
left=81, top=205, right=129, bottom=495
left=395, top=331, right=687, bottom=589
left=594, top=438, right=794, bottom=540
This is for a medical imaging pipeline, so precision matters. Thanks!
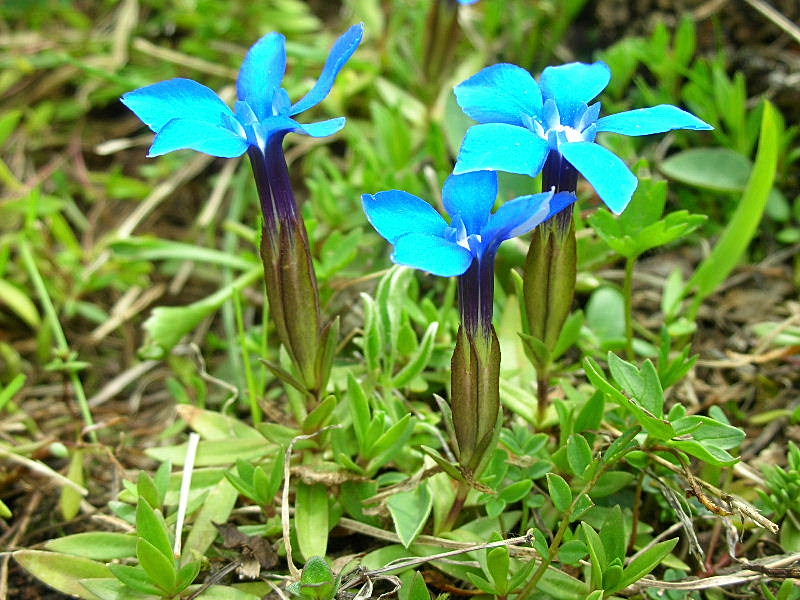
left=515, top=465, right=608, bottom=600
left=441, top=480, right=470, bottom=532
left=623, top=256, right=636, bottom=360
left=19, top=239, right=97, bottom=443
left=248, top=138, right=331, bottom=399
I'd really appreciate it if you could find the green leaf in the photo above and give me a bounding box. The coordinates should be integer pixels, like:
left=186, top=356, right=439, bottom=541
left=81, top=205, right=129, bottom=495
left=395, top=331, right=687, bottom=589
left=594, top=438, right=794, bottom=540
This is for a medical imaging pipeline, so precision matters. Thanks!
left=558, top=540, right=588, bottom=565
left=153, top=461, right=171, bottom=507
left=392, top=322, right=439, bottom=387
left=666, top=438, right=738, bottom=466
left=590, top=471, right=636, bottom=498
left=546, top=473, right=572, bottom=512
left=181, top=477, right=238, bottom=565
left=0, top=109, right=23, bottom=145
left=688, top=102, right=780, bottom=307
left=552, top=310, right=584, bottom=361
left=302, top=395, right=338, bottom=434
left=79, top=578, right=148, bottom=600
left=134, top=502, right=172, bottom=562
left=607, top=355, right=665, bottom=417
left=136, top=471, right=160, bottom=509
left=45, top=533, right=137, bottom=561
left=602, top=426, right=641, bottom=465
left=615, top=538, right=678, bottom=591
left=111, top=238, right=255, bottom=270
left=585, top=287, right=625, bottom=345
left=135, top=501, right=172, bottom=561
left=175, top=561, right=201, bottom=592
left=0, top=373, right=26, bottom=413
left=140, top=267, right=260, bottom=358
left=499, top=479, right=533, bottom=503
left=296, top=483, right=330, bottom=560
left=584, top=358, right=674, bottom=440
left=346, top=374, right=370, bottom=451
left=566, top=434, right=593, bottom=477
left=387, top=483, right=433, bottom=548
left=60, top=449, right=84, bottom=521
left=486, top=546, right=510, bottom=594
left=137, top=538, right=176, bottom=593
left=14, top=551, right=111, bottom=600
left=366, top=413, right=414, bottom=470
left=580, top=522, right=606, bottom=588
left=298, top=556, right=336, bottom=600
left=176, top=405, right=263, bottom=441
left=661, top=147, right=751, bottom=192
left=400, top=572, right=431, bottom=600
left=146, top=438, right=274, bottom=466
left=600, top=506, right=627, bottom=563
left=574, top=391, right=605, bottom=433
left=0, top=278, right=40, bottom=328
left=107, top=564, right=163, bottom=596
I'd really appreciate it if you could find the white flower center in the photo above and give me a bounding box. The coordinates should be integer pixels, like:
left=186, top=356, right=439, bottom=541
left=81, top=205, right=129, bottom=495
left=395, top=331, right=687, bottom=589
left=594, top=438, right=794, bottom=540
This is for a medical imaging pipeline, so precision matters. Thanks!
left=550, top=123, right=585, bottom=143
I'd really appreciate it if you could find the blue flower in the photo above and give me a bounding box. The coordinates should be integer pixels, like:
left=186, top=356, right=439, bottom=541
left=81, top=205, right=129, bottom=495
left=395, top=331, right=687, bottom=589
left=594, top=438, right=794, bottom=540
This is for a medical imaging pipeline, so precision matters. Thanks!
left=453, top=62, right=713, bottom=214
left=362, top=171, right=572, bottom=277
left=121, top=24, right=364, bottom=158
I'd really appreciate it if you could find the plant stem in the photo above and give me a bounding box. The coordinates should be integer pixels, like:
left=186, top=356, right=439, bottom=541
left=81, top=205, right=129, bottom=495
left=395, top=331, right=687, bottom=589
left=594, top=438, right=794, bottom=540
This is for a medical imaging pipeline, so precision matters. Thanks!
left=441, top=480, right=470, bottom=532
left=19, top=239, right=97, bottom=443
left=515, top=466, right=608, bottom=600
left=536, top=369, right=549, bottom=425
left=623, top=256, right=636, bottom=360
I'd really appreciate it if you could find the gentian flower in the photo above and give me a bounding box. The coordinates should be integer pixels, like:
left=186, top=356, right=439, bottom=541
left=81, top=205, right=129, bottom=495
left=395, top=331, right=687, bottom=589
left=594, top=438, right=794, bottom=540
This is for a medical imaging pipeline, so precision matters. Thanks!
left=121, top=25, right=364, bottom=399
left=121, top=23, right=364, bottom=159
left=363, top=171, right=570, bottom=471
left=453, top=61, right=712, bottom=213
left=363, top=172, right=572, bottom=333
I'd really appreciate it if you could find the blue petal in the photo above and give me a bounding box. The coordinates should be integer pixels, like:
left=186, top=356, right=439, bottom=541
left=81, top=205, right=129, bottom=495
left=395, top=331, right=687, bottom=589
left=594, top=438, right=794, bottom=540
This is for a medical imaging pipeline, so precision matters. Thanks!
left=443, top=171, right=498, bottom=234
left=290, top=23, right=365, bottom=116
left=362, top=191, right=449, bottom=243
left=454, top=123, right=550, bottom=177
left=393, top=233, right=473, bottom=277
left=559, top=142, right=637, bottom=214
left=458, top=0, right=480, bottom=4
left=293, top=117, right=346, bottom=138
left=122, top=78, right=234, bottom=132
left=455, top=63, right=542, bottom=126
left=540, top=62, right=611, bottom=126
left=484, top=190, right=552, bottom=243
left=595, top=105, right=713, bottom=136
left=546, top=191, right=579, bottom=220
left=148, top=118, right=249, bottom=158
left=237, top=33, right=287, bottom=120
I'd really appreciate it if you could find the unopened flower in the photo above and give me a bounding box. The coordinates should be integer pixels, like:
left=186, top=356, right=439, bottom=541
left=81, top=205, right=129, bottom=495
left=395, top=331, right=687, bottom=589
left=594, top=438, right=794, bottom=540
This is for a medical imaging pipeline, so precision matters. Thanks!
left=454, top=61, right=712, bottom=213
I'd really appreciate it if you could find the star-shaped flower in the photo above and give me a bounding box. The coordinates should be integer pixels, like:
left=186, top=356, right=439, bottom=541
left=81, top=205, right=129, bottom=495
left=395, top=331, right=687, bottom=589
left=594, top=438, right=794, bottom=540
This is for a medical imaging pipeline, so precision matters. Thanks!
left=121, top=24, right=364, bottom=158
left=362, top=171, right=573, bottom=277
left=453, top=61, right=713, bottom=213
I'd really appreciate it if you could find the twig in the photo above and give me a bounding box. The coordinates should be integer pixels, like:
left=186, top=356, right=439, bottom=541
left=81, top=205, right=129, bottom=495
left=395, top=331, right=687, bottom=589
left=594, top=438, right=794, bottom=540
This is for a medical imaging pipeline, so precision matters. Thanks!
left=0, top=492, right=41, bottom=600
left=174, top=433, right=200, bottom=557
left=338, top=517, right=538, bottom=559
left=87, top=360, right=160, bottom=407
left=649, top=453, right=778, bottom=533
left=635, top=552, right=800, bottom=591
left=133, top=38, right=239, bottom=78
left=742, top=0, right=800, bottom=45
left=0, top=445, right=87, bottom=497
left=282, top=426, right=343, bottom=579
left=338, top=529, right=535, bottom=591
